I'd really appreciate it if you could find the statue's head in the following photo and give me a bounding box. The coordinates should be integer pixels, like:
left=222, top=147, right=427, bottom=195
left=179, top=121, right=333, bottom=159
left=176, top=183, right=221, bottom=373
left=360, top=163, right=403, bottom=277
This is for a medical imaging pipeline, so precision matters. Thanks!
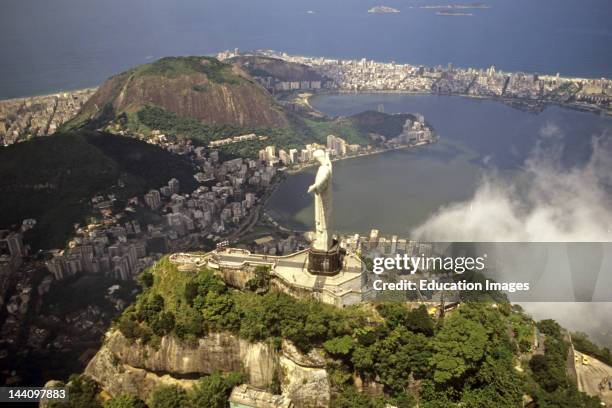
left=313, top=149, right=327, bottom=165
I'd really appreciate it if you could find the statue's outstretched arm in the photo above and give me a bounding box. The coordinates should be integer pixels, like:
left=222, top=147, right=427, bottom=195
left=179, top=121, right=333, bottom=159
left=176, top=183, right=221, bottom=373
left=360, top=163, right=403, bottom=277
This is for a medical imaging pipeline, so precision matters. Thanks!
left=307, top=167, right=330, bottom=194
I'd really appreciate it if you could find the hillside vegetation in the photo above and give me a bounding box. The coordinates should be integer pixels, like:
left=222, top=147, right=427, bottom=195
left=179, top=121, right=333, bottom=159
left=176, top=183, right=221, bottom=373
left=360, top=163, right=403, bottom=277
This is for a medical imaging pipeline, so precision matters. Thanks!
left=0, top=131, right=196, bottom=250
left=133, top=56, right=239, bottom=84
left=131, top=104, right=412, bottom=159
left=94, top=259, right=602, bottom=408
left=304, top=110, right=417, bottom=143
left=132, top=105, right=331, bottom=158
left=232, top=55, right=325, bottom=82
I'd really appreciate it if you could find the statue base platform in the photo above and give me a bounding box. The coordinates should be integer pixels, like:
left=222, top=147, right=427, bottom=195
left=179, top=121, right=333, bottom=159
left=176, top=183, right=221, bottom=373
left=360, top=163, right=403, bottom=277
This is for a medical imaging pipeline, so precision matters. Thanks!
left=307, top=242, right=344, bottom=276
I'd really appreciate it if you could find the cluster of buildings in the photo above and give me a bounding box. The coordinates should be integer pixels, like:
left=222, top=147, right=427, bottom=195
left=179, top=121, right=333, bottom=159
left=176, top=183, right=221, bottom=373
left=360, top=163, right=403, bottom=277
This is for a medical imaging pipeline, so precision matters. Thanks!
left=257, top=119, right=435, bottom=169
left=239, top=50, right=612, bottom=114
left=158, top=169, right=263, bottom=238
left=0, top=231, right=27, bottom=307
left=388, top=115, right=436, bottom=146
left=209, top=133, right=261, bottom=148
left=0, top=88, right=97, bottom=146
left=0, top=230, right=39, bottom=351
left=342, top=229, right=434, bottom=259
left=44, top=141, right=281, bottom=282
left=258, top=135, right=362, bottom=167
left=45, top=224, right=150, bottom=282
left=468, top=66, right=508, bottom=97
left=254, top=77, right=330, bottom=93
left=251, top=233, right=306, bottom=256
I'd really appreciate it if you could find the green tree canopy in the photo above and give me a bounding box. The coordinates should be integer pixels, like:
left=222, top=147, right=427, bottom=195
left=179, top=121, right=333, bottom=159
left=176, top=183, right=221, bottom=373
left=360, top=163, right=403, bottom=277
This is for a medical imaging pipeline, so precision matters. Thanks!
left=48, top=375, right=101, bottom=408
left=188, top=372, right=244, bottom=408
left=149, top=385, right=188, bottom=408
left=324, top=335, right=354, bottom=357
left=103, top=394, right=146, bottom=408
left=376, top=303, right=434, bottom=336
left=430, top=313, right=488, bottom=383
left=373, top=327, right=432, bottom=392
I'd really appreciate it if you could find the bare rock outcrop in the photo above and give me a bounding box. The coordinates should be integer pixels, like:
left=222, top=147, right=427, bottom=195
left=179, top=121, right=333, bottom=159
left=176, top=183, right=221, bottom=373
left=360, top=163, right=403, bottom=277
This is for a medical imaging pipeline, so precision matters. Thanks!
left=93, top=330, right=277, bottom=389
left=85, top=330, right=331, bottom=407
left=85, top=347, right=198, bottom=400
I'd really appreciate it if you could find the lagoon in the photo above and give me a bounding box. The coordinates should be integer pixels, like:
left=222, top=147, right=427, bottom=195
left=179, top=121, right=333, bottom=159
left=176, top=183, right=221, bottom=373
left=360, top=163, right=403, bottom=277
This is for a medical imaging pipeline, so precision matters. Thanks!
left=265, top=93, right=612, bottom=235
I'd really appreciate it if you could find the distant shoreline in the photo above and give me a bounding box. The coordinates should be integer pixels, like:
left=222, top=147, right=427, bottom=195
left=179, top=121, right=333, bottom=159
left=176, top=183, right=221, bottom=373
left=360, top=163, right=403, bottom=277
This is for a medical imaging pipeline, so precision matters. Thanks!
left=305, top=89, right=611, bottom=117
left=284, top=143, right=425, bottom=175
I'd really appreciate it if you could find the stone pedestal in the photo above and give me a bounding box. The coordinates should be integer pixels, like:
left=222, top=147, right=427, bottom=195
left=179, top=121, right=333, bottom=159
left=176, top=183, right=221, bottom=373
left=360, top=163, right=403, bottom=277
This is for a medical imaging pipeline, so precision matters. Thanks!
left=307, top=242, right=344, bottom=276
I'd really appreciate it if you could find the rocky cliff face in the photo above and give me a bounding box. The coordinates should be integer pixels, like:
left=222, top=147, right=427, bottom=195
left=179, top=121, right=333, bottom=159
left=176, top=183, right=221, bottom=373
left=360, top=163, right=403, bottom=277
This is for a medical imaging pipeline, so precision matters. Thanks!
left=71, top=56, right=289, bottom=129
left=84, top=347, right=199, bottom=400
left=85, top=330, right=331, bottom=407
left=88, top=330, right=277, bottom=388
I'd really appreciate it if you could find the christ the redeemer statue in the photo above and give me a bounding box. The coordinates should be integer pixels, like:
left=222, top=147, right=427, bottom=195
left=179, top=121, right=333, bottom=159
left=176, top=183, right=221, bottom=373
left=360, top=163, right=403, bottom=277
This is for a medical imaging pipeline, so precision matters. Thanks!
left=307, top=149, right=333, bottom=251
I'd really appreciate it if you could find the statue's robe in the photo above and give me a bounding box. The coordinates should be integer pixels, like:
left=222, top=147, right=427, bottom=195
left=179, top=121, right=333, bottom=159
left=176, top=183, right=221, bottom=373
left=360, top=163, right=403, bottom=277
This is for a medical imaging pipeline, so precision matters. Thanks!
left=312, top=162, right=332, bottom=251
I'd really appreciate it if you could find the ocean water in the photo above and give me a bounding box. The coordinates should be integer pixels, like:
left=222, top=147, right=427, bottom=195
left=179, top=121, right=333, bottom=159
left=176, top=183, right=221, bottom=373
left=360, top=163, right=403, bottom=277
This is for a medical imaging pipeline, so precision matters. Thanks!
left=1, top=0, right=612, bottom=99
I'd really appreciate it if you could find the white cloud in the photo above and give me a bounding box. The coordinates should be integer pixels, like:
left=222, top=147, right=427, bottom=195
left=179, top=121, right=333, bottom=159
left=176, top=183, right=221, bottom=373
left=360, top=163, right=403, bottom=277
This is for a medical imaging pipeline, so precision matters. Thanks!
left=412, top=127, right=612, bottom=242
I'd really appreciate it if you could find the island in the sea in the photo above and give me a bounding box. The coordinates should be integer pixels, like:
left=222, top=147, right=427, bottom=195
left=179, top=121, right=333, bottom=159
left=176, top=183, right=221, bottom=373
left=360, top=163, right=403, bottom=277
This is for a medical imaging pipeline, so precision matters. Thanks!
left=368, top=6, right=400, bottom=14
